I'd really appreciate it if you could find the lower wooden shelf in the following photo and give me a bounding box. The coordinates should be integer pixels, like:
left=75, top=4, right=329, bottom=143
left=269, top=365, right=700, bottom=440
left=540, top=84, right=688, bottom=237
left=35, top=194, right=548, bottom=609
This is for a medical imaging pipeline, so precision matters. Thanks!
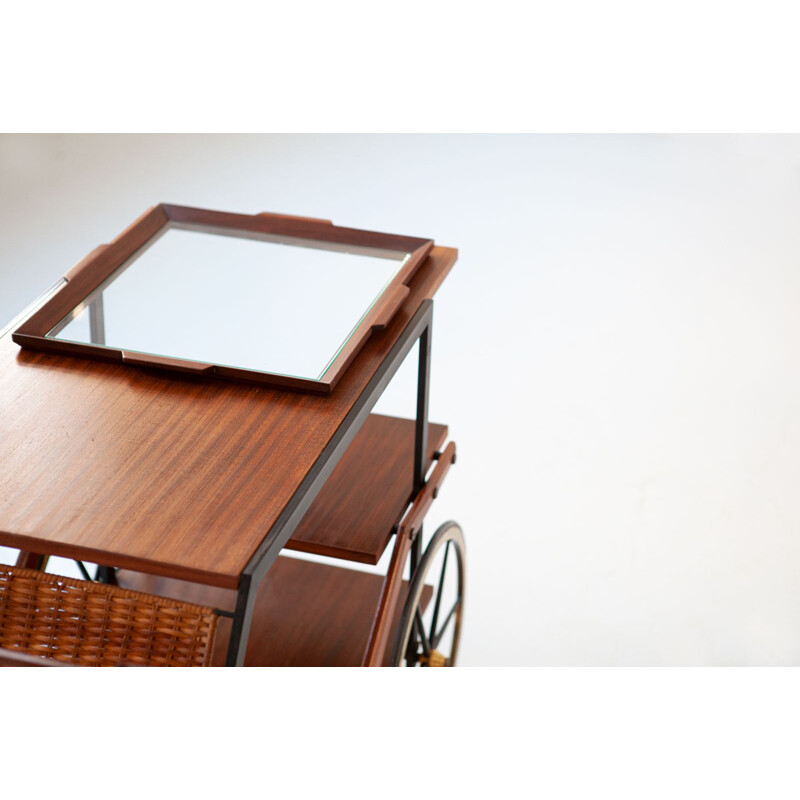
left=118, top=555, right=431, bottom=667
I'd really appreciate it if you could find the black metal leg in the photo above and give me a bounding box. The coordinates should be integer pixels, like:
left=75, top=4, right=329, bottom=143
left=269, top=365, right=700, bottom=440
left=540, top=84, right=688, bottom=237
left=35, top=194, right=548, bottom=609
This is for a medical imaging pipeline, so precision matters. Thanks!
left=414, top=324, right=431, bottom=496
left=223, top=301, right=436, bottom=666
left=225, top=574, right=257, bottom=667
left=95, top=565, right=117, bottom=585
left=406, top=318, right=432, bottom=665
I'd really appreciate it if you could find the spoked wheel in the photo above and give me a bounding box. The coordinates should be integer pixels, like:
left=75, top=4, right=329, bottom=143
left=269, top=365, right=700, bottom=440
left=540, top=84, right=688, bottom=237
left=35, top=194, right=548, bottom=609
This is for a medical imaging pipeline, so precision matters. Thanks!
left=391, top=521, right=465, bottom=667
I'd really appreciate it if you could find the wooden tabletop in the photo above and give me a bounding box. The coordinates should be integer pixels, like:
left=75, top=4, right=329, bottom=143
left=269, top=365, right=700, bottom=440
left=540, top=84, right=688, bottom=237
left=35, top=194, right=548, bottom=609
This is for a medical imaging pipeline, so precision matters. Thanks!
left=0, top=246, right=456, bottom=589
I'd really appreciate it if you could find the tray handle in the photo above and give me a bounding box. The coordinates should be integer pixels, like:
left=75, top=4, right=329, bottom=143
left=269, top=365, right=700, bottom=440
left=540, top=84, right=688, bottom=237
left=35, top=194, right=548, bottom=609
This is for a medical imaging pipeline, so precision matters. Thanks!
left=121, top=351, right=215, bottom=375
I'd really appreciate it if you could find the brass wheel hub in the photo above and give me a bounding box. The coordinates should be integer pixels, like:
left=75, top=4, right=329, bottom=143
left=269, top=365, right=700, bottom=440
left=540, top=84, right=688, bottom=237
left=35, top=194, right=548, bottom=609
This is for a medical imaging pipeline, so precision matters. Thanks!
left=419, top=649, right=448, bottom=667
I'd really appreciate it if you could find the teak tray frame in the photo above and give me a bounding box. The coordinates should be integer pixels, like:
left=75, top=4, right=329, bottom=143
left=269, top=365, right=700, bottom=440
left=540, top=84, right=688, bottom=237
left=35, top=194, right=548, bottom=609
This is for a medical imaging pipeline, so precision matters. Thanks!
left=12, top=204, right=434, bottom=394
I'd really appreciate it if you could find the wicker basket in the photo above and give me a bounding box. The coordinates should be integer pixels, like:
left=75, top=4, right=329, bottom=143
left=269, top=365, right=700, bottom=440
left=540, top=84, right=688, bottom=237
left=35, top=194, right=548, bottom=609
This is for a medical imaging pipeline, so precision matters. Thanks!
left=0, top=565, right=218, bottom=667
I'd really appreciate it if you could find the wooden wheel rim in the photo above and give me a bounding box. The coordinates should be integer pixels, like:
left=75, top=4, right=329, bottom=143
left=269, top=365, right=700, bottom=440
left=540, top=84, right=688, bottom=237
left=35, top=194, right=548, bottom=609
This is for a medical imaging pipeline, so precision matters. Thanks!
left=391, top=521, right=466, bottom=667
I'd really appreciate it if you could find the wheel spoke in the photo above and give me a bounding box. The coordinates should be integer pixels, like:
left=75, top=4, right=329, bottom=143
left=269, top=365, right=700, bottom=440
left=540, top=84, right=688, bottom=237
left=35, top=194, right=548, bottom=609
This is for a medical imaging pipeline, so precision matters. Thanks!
left=404, top=639, right=420, bottom=666
left=431, top=599, right=460, bottom=649
left=74, top=560, right=93, bottom=581
left=428, top=540, right=450, bottom=642
left=404, top=621, right=421, bottom=666
left=415, top=610, right=431, bottom=656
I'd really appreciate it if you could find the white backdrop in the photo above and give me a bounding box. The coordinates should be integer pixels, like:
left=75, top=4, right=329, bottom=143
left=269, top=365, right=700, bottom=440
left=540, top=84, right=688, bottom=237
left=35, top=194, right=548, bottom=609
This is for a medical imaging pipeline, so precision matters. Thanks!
left=3, top=133, right=800, bottom=665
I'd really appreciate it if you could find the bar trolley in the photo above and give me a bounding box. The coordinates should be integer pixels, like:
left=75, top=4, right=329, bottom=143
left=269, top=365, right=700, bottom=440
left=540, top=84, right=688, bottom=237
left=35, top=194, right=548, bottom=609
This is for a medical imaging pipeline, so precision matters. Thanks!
left=0, top=205, right=464, bottom=667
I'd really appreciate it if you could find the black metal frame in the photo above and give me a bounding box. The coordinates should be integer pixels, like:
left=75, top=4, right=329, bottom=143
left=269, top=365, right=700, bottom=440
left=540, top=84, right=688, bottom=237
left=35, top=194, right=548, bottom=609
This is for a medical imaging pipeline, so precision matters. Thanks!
left=224, top=299, right=435, bottom=666
left=406, top=322, right=431, bottom=662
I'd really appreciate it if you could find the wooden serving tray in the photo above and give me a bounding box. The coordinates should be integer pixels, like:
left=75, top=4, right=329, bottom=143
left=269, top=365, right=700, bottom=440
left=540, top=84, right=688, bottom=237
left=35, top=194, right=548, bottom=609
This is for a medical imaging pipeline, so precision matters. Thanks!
left=12, top=205, right=434, bottom=394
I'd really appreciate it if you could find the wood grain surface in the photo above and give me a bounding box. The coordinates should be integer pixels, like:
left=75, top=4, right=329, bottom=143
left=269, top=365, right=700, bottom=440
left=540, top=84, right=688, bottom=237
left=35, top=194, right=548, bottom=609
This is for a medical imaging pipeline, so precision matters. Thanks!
left=0, top=245, right=456, bottom=588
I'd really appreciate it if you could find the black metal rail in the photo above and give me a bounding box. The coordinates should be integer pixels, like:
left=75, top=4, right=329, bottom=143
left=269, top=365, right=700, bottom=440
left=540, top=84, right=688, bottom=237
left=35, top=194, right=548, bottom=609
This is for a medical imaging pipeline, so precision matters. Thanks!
left=225, top=300, right=435, bottom=666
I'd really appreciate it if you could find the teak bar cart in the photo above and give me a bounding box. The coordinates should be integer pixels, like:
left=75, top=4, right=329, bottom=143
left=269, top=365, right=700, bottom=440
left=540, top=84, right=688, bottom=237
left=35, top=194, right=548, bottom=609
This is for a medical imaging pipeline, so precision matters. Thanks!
left=0, top=205, right=465, bottom=667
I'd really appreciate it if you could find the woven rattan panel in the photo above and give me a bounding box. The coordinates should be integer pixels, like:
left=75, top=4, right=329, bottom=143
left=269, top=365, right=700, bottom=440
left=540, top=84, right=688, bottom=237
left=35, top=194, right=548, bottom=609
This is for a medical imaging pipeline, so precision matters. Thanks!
left=0, top=566, right=217, bottom=667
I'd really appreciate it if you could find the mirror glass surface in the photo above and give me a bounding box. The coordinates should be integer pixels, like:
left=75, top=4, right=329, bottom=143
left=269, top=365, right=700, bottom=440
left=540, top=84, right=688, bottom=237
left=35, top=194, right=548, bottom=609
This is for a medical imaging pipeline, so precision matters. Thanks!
left=46, top=225, right=410, bottom=381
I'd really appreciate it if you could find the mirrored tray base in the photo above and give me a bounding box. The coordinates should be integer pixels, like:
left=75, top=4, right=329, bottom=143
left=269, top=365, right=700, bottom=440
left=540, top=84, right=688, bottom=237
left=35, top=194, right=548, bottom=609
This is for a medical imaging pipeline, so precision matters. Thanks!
left=12, top=205, right=434, bottom=393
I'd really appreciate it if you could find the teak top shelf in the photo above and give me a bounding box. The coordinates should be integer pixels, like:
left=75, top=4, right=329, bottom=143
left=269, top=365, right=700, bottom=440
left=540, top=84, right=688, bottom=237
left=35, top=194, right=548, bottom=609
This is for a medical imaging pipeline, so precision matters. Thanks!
left=0, top=244, right=456, bottom=588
